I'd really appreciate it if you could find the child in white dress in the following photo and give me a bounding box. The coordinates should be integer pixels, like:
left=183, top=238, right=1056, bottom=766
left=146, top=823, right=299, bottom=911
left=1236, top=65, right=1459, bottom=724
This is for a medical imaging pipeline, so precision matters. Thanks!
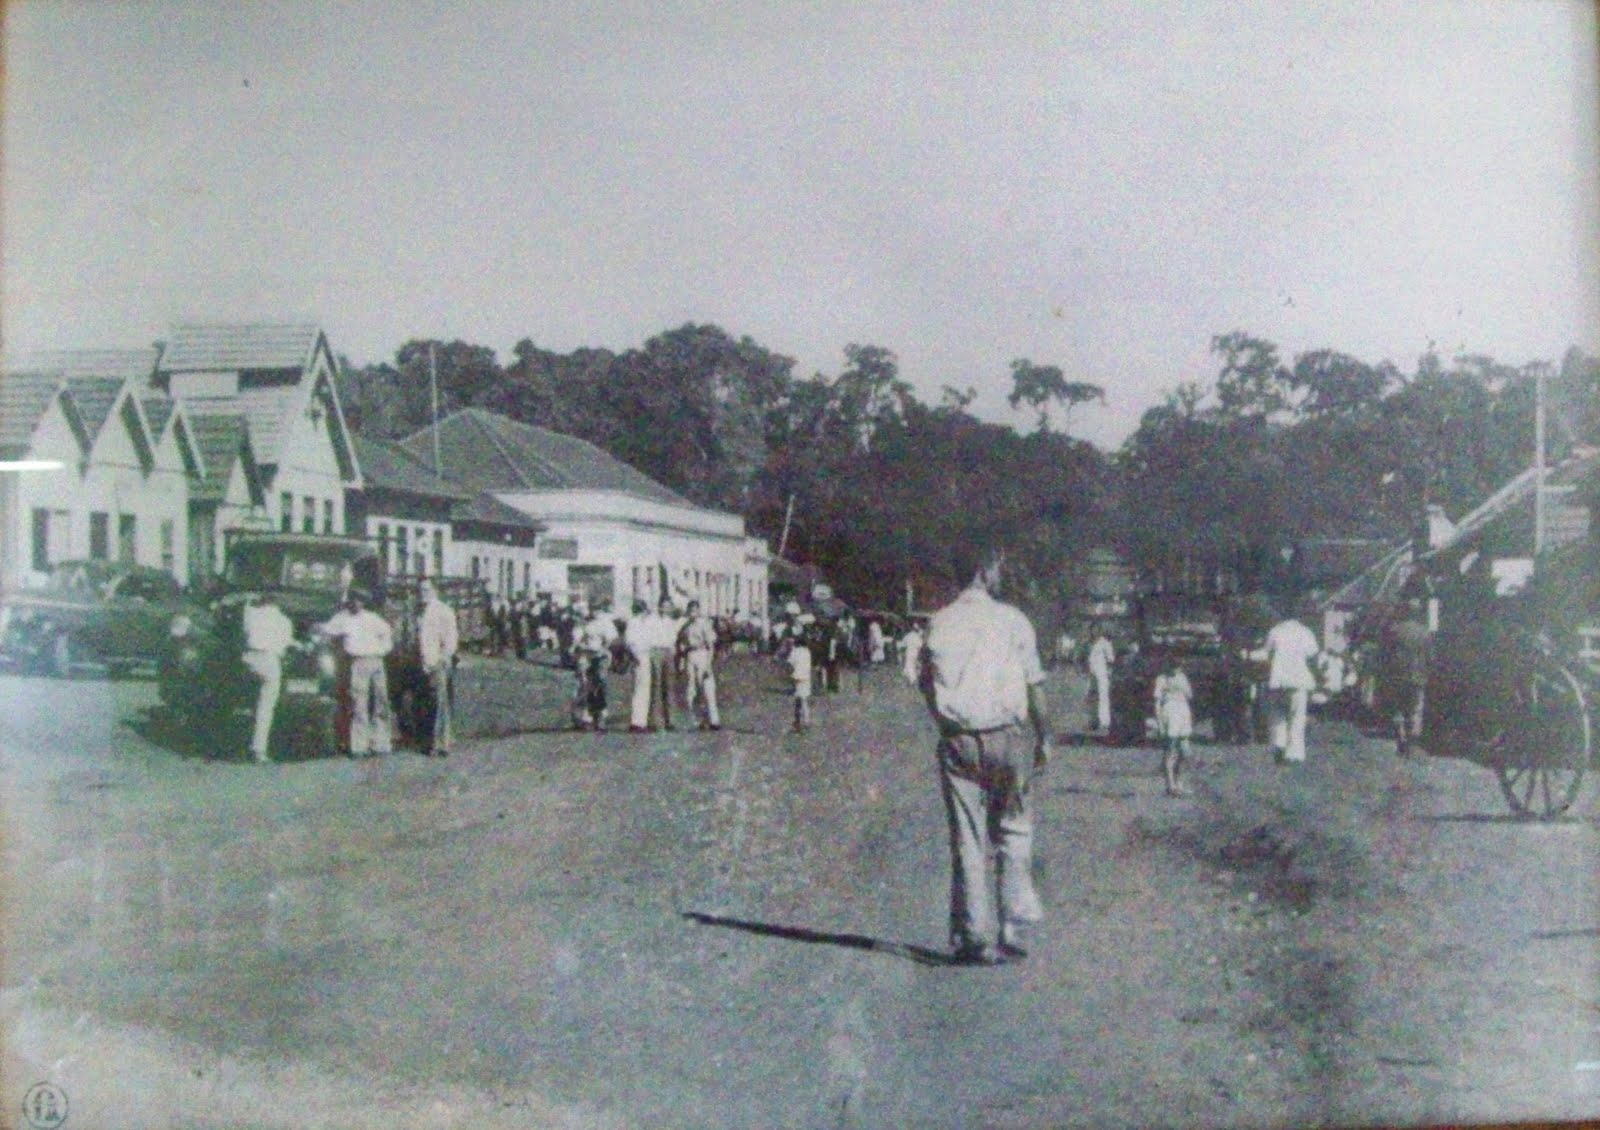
left=1153, top=653, right=1194, bottom=796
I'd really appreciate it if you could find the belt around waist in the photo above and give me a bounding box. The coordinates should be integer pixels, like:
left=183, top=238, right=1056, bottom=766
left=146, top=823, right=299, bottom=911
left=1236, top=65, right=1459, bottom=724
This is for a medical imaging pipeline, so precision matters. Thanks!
left=942, top=720, right=1024, bottom=737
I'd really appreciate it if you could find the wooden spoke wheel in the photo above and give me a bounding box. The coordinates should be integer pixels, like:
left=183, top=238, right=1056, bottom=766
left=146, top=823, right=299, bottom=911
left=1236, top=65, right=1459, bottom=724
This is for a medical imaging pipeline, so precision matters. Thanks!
left=1491, top=658, right=1591, bottom=820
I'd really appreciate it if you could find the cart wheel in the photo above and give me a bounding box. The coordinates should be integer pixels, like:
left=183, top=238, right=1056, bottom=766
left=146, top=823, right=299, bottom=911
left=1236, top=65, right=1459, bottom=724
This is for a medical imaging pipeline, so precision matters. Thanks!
left=1492, top=659, right=1590, bottom=820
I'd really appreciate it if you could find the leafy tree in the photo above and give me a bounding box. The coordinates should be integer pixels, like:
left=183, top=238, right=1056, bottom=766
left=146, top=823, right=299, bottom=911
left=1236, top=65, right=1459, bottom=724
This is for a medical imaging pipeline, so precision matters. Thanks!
left=1006, top=358, right=1104, bottom=433
left=1212, top=331, right=1291, bottom=419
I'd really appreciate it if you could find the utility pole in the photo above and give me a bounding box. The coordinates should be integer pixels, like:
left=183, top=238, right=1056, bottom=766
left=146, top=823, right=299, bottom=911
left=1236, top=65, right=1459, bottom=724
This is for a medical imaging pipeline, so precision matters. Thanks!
left=1534, top=363, right=1546, bottom=556
left=776, top=492, right=795, bottom=560
left=429, top=340, right=442, bottom=479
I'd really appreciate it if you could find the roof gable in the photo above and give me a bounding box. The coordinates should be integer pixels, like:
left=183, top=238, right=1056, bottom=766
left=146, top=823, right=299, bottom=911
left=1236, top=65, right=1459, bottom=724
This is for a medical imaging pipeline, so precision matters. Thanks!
left=61, top=376, right=125, bottom=453
left=399, top=408, right=688, bottom=506
left=188, top=412, right=264, bottom=504
left=0, top=370, right=66, bottom=459
left=158, top=324, right=322, bottom=373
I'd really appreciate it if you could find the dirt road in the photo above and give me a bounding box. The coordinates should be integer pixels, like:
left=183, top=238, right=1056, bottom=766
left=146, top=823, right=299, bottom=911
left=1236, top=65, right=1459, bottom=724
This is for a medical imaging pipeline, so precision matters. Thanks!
left=3, top=655, right=1598, bottom=1128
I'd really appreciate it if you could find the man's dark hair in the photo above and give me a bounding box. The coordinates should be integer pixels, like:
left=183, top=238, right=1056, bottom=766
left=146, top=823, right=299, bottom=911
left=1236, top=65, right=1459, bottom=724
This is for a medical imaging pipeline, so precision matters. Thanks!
left=949, top=533, right=1006, bottom=588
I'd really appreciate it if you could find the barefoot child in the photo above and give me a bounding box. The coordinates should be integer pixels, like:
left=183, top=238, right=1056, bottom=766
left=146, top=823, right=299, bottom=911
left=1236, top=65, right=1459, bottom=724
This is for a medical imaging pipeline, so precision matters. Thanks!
left=1153, top=651, right=1194, bottom=796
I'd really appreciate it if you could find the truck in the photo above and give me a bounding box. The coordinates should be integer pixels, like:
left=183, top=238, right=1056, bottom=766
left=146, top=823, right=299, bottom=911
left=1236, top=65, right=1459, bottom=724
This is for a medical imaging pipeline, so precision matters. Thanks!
left=159, top=531, right=489, bottom=758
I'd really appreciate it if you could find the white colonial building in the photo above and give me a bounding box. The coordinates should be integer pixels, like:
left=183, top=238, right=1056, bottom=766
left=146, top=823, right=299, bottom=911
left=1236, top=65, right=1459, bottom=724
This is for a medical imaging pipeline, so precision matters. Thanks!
left=1, top=327, right=768, bottom=626
left=396, top=409, right=768, bottom=619
left=156, top=324, right=361, bottom=539
left=0, top=350, right=190, bottom=589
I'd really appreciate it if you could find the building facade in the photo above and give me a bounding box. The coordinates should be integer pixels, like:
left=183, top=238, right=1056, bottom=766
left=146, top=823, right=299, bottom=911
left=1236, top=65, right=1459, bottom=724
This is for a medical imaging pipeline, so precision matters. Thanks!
left=398, top=409, right=767, bottom=620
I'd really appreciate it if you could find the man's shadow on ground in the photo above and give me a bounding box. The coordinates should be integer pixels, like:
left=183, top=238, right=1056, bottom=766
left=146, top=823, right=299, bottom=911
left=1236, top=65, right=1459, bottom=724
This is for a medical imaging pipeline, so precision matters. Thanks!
left=683, top=912, right=960, bottom=966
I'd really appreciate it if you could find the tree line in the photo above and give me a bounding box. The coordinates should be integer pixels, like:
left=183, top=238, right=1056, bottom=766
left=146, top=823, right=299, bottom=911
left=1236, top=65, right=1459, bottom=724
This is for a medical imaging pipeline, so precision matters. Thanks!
left=336, top=325, right=1599, bottom=629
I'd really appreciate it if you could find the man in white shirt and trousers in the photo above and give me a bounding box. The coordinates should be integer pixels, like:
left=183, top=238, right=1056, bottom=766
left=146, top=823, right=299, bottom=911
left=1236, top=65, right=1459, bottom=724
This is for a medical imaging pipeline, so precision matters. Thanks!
left=1087, top=626, right=1115, bottom=735
left=920, top=539, right=1051, bottom=967
left=319, top=591, right=395, bottom=757
left=1258, top=603, right=1321, bottom=763
left=242, top=591, right=295, bottom=763
left=418, top=580, right=460, bottom=757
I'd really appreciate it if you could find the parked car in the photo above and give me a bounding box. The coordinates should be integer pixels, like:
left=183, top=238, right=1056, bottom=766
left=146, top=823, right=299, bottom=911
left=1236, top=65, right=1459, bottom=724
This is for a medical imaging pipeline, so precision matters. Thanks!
left=160, top=532, right=385, bottom=756
left=0, top=560, right=193, bottom=677
left=160, top=531, right=487, bottom=758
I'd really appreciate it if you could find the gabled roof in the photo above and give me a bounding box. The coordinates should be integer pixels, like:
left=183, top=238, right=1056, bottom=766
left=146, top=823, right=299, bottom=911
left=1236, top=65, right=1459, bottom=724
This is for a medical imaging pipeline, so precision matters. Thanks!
left=60, top=376, right=125, bottom=451
left=141, top=394, right=177, bottom=441
left=1324, top=450, right=1600, bottom=611
left=1421, top=451, right=1600, bottom=562
left=398, top=408, right=688, bottom=506
left=10, top=348, right=158, bottom=382
left=180, top=389, right=298, bottom=467
left=0, top=370, right=65, bottom=459
left=353, top=434, right=474, bottom=501
left=188, top=412, right=260, bottom=503
left=158, top=324, right=323, bottom=373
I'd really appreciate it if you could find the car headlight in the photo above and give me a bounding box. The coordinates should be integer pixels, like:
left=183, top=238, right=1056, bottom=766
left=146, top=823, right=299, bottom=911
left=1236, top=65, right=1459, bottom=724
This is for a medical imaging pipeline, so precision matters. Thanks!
left=169, top=614, right=193, bottom=639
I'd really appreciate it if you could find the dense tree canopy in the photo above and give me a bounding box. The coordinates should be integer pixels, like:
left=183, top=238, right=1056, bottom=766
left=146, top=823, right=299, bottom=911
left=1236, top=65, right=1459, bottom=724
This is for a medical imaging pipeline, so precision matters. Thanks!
left=338, top=322, right=1595, bottom=626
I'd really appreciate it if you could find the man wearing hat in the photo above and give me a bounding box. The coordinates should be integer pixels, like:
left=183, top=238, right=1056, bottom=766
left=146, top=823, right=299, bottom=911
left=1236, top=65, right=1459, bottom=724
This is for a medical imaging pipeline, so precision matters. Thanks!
left=318, top=590, right=395, bottom=757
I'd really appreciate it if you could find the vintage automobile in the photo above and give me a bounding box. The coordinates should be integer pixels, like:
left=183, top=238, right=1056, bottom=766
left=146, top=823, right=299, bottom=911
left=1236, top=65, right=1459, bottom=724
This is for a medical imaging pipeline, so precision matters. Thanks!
left=1108, top=593, right=1266, bottom=745
left=0, top=560, right=194, bottom=677
left=160, top=532, right=386, bottom=756
left=160, top=531, right=490, bottom=758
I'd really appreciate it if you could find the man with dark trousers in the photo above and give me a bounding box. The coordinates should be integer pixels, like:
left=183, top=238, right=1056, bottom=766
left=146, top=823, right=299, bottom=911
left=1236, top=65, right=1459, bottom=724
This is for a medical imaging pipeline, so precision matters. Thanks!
left=920, top=538, right=1051, bottom=966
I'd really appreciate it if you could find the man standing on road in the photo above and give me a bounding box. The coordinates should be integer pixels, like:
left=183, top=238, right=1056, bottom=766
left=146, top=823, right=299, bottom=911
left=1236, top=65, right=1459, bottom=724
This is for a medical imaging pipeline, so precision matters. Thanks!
left=1087, top=625, right=1115, bottom=736
left=1380, top=599, right=1432, bottom=756
left=920, top=540, right=1051, bottom=967
left=677, top=600, right=722, bottom=730
left=319, top=592, right=395, bottom=757
left=629, top=597, right=679, bottom=732
left=1257, top=603, right=1320, bottom=764
left=573, top=602, right=617, bottom=730
left=241, top=591, right=294, bottom=763
left=417, top=580, right=459, bottom=758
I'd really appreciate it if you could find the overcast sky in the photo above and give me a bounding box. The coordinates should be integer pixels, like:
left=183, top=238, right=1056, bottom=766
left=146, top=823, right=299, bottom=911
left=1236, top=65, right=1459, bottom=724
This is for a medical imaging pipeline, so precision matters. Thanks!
left=5, top=1, right=1597, bottom=449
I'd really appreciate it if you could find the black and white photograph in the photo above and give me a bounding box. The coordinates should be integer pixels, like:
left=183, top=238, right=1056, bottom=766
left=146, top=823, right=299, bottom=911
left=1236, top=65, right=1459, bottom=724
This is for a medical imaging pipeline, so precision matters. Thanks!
left=3, top=3, right=1599, bottom=1127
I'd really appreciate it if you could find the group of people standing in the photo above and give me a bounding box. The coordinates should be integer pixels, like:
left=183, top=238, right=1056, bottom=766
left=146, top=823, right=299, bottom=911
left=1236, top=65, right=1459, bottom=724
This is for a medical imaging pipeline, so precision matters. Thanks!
left=242, top=580, right=461, bottom=763
left=608, top=597, right=722, bottom=733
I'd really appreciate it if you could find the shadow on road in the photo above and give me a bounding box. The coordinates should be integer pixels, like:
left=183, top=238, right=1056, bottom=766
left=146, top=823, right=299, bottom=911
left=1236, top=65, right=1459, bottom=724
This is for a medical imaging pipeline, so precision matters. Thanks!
left=1410, top=812, right=1566, bottom=826
left=683, top=911, right=956, bottom=966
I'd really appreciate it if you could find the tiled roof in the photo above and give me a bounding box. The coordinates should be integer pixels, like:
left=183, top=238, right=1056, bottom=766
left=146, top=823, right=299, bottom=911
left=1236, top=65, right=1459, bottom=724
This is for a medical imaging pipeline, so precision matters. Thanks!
left=9, top=348, right=158, bottom=382
left=353, top=434, right=474, bottom=501
left=158, top=324, right=322, bottom=373
left=188, top=413, right=251, bottom=501
left=141, top=395, right=177, bottom=440
left=0, top=370, right=65, bottom=459
left=180, top=389, right=293, bottom=467
left=61, top=376, right=125, bottom=448
left=450, top=491, right=544, bottom=530
left=399, top=408, right=688, bottom=506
